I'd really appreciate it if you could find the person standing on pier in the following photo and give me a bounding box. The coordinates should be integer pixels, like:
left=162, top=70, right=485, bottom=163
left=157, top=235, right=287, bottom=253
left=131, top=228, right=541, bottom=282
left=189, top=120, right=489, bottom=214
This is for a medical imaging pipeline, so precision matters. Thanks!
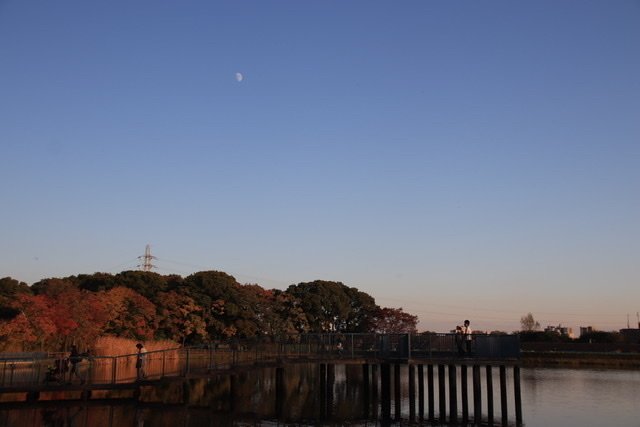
left=463, top=320, right=473, bottom=355
left=69, top=345, right=84, bottom=383
left=455, top=325, right=465, bottom=356
left=136, top=343, right=147, bottom=380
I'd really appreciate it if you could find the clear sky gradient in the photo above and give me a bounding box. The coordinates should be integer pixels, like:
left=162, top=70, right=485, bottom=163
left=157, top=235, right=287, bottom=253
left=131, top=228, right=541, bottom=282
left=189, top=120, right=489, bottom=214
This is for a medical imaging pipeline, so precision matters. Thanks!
left=1, top=1, right=639, bottom=333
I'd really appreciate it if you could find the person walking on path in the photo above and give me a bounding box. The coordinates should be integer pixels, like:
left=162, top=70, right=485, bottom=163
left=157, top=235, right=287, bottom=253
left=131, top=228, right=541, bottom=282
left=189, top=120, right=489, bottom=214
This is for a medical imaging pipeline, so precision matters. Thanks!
left=136, top=343, right=147, bottom=380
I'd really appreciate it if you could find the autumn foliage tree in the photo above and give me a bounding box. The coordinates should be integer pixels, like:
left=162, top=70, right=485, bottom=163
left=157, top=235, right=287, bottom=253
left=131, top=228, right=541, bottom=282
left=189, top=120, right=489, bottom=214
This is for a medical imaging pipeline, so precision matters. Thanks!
left=100, top=287, right=158, bottom=341
left=0, top=312, right=35, bottom=351
left=372, top=307, right=418, bottom=334
left=0, top=277, right=34, bottom=350
left=155, top=290, right=207, bottom=345
left=0, top=271, right=420, bottom=352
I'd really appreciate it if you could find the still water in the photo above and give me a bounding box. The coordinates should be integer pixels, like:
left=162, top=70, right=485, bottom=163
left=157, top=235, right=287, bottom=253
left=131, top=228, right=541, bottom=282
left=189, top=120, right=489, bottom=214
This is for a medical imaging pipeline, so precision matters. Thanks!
left=522, top=368, right=640, bottom=427
left=1, top=365, right=638, bottom=426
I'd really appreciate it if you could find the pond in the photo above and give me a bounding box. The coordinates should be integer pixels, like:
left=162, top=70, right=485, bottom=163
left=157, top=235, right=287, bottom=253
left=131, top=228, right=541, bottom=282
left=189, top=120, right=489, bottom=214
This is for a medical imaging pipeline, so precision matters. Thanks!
left=1, top=364, right=638, bottom=426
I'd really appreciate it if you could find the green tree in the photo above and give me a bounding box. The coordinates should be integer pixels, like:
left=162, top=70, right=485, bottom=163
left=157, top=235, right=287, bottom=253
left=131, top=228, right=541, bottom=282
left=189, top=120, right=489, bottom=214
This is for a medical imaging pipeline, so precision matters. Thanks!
left=286, top=281, right=379, bottom=333
left=114, top=270, right=168, bottom=300
left=183, top=271, right=262, bottom=339
left=343, top=286, right=378, bottom=332
left=270, top=290, right=309, bottom=335
left=75, top=272, right=116, bottom=293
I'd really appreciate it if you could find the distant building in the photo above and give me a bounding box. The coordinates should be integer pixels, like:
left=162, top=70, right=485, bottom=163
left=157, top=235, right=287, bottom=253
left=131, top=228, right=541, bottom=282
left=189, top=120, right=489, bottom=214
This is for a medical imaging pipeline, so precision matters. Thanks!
left=580, top=326, right=594, bottom=337
left=545, top=325, right=574, bottom=338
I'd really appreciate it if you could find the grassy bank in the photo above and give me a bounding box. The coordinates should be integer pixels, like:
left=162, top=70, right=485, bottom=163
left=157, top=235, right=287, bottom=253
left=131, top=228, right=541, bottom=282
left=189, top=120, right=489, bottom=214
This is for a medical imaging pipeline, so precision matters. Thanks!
left=522, top=351, right=640, bottom=369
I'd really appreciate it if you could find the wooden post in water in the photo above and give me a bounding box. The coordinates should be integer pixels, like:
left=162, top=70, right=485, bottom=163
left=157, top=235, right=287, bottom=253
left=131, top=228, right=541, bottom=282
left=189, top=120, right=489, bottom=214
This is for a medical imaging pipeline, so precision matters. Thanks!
left=409, top=364, right=416, bottom=421
left=461, top=364, right=469, bottom=424
left=319, top=363, right=327, bottom=419
left=231, top=374, right=238, bottom=412
left=514, top=365, right=523, bottom=426
left=362, top=364, right=370, bottom=418
left=427, top=364, right=435, bottom=423
left=418, top=364, right=425, bottom=420
left=500, top=365, right=508, bottom=426
left=438, top=364, right=446, bottom=422
left=372, top=364, right=378, bottom=399
left=486, top=365, right=494, bottom=425
left=449, top=364, right=458, bottom=424
left=276, top=367, right=285, bottom=418
left=473, top=364, right=482, bottom=425
left=372, top=364, right=379, bottom=420
left=381, top=363, right=391, bottom=421
left=394, top=363, right=401, bottom=420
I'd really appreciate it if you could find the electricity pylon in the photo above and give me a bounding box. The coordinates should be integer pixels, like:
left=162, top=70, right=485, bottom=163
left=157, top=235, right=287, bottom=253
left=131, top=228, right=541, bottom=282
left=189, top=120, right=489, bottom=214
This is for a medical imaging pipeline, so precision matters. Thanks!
left=137, top=244, right=157, bottom=272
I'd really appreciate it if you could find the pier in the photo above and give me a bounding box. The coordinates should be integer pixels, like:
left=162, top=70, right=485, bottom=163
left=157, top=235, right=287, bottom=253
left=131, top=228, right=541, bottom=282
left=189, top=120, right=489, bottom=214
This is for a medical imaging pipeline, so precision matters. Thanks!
left=0, top=333, right=522, bottom=425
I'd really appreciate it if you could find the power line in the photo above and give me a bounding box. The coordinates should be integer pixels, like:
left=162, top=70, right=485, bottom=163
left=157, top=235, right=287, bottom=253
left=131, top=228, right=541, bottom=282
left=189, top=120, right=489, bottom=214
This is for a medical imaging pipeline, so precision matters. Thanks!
left=376, top=295, right=629, bottom=318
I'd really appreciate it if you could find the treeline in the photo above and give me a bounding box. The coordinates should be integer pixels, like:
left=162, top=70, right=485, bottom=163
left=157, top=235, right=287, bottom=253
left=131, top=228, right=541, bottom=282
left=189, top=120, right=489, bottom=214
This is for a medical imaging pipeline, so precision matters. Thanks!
left=0, top=271, right=417, bottom=352
left=520, top=330, right=627, bottom=344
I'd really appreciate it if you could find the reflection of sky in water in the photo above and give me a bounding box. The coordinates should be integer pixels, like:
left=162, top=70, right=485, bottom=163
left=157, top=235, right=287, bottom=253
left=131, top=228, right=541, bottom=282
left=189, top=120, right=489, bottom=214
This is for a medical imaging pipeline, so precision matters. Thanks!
left=523, top=368, right=640, bottom=427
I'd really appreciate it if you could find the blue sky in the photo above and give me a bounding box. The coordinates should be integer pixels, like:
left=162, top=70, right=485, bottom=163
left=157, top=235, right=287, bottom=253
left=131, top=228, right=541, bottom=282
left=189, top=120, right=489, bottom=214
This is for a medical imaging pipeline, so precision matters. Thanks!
left=1, top=1, right=639, bottom=332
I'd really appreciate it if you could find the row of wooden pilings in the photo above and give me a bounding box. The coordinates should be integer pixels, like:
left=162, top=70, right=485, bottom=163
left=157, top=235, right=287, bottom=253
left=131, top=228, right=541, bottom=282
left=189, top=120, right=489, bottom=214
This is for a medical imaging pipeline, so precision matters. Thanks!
left=300, top=361, right=523, bottom=426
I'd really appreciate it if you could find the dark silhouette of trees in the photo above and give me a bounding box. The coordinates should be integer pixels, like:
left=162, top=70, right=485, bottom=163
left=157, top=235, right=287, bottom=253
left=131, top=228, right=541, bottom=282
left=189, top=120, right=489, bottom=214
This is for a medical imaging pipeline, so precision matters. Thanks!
left=113, top=271, right=169, bottom=300
left=0, top=277, right=32, bottom=337
left=287, top=280, right=364, bottom=333
left=576, top=331, right=621, bottom=344
left=520, top=312, right=540, bottom=332
left=75, top=273, right=116, bottom=292
left=0, top=277, right=31, bottom=299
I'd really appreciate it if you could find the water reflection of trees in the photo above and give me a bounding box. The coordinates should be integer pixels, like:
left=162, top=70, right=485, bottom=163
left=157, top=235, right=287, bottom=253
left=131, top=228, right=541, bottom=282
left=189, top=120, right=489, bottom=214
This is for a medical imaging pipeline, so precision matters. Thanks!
left=1, top=363, right=377, bottom=427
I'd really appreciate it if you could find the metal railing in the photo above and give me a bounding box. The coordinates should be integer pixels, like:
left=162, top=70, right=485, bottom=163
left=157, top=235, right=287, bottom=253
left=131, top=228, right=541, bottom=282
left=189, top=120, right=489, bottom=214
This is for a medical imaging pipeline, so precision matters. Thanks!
left=0, top=333, right=519, bottom=390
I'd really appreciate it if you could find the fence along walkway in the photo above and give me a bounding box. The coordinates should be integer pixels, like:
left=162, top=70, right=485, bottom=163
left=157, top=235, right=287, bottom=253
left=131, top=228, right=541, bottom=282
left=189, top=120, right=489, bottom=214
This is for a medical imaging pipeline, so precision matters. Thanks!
left=0, top=333, right=519, bottom=391
left=0, top=333, right=522, bottom=425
